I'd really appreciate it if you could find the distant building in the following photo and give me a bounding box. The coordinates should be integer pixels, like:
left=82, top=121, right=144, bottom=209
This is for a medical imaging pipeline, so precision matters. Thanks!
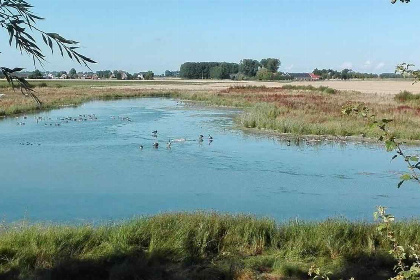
left=290, top=73, right=321, bottom=81
left=309, top=73, right=321, bottom=80
left=136, top=72, right=146, bottom=80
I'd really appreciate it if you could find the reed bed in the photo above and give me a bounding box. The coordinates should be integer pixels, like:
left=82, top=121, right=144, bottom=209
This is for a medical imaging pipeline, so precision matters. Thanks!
left=0, top=213, right=419, bottom=279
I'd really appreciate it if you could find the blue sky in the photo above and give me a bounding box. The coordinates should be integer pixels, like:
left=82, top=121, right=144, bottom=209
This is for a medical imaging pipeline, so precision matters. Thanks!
left=0, top=0, right=418, bottom=74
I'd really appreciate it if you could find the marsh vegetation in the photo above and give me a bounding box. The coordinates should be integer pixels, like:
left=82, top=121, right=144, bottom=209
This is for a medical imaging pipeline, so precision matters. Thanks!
left=1, top=213, right=419, bottom=279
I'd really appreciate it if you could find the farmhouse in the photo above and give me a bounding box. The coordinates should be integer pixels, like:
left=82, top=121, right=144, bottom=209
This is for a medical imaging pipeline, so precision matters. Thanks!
left=290, top=73, right=321, bottom=81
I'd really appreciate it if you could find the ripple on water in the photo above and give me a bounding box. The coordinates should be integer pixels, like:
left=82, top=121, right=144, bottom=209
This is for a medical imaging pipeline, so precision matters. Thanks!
left=0, top=98, right=415, bottom=222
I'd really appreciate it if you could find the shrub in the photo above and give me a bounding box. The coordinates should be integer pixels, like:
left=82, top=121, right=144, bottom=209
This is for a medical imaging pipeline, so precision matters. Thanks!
left=395, top=90, right=420, bottom=102
left=282, top=84, right=336, bottom=94
left=37, top=82, right=48, bottom=88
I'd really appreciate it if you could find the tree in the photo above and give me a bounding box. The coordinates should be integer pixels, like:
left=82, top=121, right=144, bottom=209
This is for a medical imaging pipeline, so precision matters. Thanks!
left=28, top=69, right=43, bottom=79
left=341, top=68, right=352, bottom=80
left=0, top=0, right=95, bottom=106
left=69, top=68, right=77, bottom=79
left=239, top=59, right=260, bottom=77
left=256, top=68, right=273, bottom=80
left=144, top=71, right=154, bottom=80
left=260, top=58, right=281, bottom=73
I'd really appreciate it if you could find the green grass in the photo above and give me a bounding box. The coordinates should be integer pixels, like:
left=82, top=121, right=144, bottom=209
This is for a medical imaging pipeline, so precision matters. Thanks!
left=394, top=90, right=420, bottom=102
left=0, top=213, right=418, bottom=279
left=282, top=84, right=337, bottom=94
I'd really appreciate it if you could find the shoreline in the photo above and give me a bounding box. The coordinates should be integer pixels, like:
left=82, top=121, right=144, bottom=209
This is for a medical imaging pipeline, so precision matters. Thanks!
left=2, top=80, right=420, bottom=144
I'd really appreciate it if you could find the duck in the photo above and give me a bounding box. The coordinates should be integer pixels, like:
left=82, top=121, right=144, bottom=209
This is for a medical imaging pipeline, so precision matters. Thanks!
left=287, top=140, right=291, bottom=146
left=152, top=130, right=158, bottom=134
left=153, top=142, right=159, bottom=148
left=167, top=141, right=172, bottom=149
left=139, top=145, right=144, bottom=150
left=208, top=134, right=213, bottom=140
left=199, top=135, right=204, bottom=141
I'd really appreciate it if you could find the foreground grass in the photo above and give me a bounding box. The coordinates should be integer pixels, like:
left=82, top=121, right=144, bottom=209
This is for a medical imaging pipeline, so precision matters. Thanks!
left=2, top=80, right=420, bottom=141
left=0, top=213, right=419, bottom=280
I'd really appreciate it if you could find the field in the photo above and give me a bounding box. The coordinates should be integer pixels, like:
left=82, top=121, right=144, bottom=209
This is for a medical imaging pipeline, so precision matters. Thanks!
left=0, top=212, right=419, bottom=280
left=1, top=79, right=420, bottom=141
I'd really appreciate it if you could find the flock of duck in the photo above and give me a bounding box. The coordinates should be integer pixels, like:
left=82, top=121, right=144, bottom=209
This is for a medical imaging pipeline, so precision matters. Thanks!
left=16, top=114, right=98, bottom=127
left=14, top=114, right=216, bottom=150
left=140, top=130, right=214, bottom=150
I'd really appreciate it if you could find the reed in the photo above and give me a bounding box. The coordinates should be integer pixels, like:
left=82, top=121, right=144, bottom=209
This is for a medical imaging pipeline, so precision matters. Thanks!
left=0, top=213, right=418, bottom=279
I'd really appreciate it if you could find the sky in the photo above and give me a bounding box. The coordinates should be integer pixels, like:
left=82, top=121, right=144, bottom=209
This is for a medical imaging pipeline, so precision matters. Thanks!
left=0, top=0, right=419, bottom=74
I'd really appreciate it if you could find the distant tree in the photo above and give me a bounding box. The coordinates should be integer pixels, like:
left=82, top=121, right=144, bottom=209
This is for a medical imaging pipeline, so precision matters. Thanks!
left=126, top=73, right=134, bottom=80
left=56, top=71, right=67, bottom=78
left=115, top=71, right=122, bottom=80
left=180, top=62, right=238, bottom=79
left=209, top=63, right=233, bottom=79
left=0, top=0, right=95, bottom=106
left=260, top=58, right=281, bottom=72
left=28, top=69, right=43, bottom=79
left=144, top=71, right=154, bottom=80
left=239, top=59, right=260, bottom=77
left=69, top=68, right=77, bottom=79
left=341, top=69, right=352, bottom=80
left=256, top=68, right=273, bottom=80
left=96, top=70, right=112, bottom=79
left=165, top=70, right=173, bottom=77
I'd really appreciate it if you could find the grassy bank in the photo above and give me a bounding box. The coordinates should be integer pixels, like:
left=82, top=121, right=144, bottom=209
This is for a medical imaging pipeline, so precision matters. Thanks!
left=2, top=80, right=420, bottom=141
left=0, top=213, right=419, bottom=280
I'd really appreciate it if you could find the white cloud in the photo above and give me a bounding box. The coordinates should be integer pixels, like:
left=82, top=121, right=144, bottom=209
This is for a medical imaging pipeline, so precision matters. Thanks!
left=340, top=62, right=353, bottom=70
left=375, top=62, right=385, bottom=70
left=362, top=60, right=372, bottom=69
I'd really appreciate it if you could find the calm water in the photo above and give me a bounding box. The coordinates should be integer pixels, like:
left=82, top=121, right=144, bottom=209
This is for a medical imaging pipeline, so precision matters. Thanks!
left=0, top=98, right=418, bottom=222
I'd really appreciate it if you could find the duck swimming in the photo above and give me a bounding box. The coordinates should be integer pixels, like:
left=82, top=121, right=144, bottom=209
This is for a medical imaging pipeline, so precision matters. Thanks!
left=153, top=142, right=159, bottom=148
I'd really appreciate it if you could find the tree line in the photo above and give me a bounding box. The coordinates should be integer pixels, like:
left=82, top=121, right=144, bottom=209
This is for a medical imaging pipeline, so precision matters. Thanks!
left=179, top=58, right=289, bottom=80
left=25, top=69, right=155, bottom=80
left=312, top=68, right=404, bottom=80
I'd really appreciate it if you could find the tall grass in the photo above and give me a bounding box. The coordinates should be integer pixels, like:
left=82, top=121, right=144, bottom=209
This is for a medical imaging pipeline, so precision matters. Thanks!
left=0, top=213, right=418, bottom=279
left=394, top=90, right=420, bottom=102
left=282, top=84, right=337, bottom=94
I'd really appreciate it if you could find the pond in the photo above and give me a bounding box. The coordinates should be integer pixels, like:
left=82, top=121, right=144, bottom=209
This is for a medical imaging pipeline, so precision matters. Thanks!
left=0, top=98, right=418, bottom=222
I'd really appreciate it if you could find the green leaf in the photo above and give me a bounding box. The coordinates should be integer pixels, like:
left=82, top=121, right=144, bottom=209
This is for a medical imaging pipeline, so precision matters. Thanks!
left=385, top=140, right=397, bottom=152
left=400, top=174, right=412, bottom=180
left=409, top=156, right=419, bottom=162
left=400, top=174, right=411, bottom=181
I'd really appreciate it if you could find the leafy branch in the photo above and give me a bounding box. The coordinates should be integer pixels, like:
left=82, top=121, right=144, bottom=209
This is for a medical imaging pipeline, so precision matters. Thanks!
left=0, top=0, right=96, bottom=106
left=374, top=207, right=420, bottom=279
left=341, top=101, right=420, bottom=188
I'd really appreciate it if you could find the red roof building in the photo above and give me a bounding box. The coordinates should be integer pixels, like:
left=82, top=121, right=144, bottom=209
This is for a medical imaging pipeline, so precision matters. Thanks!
left=309, top=73, right=321, bottom=80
